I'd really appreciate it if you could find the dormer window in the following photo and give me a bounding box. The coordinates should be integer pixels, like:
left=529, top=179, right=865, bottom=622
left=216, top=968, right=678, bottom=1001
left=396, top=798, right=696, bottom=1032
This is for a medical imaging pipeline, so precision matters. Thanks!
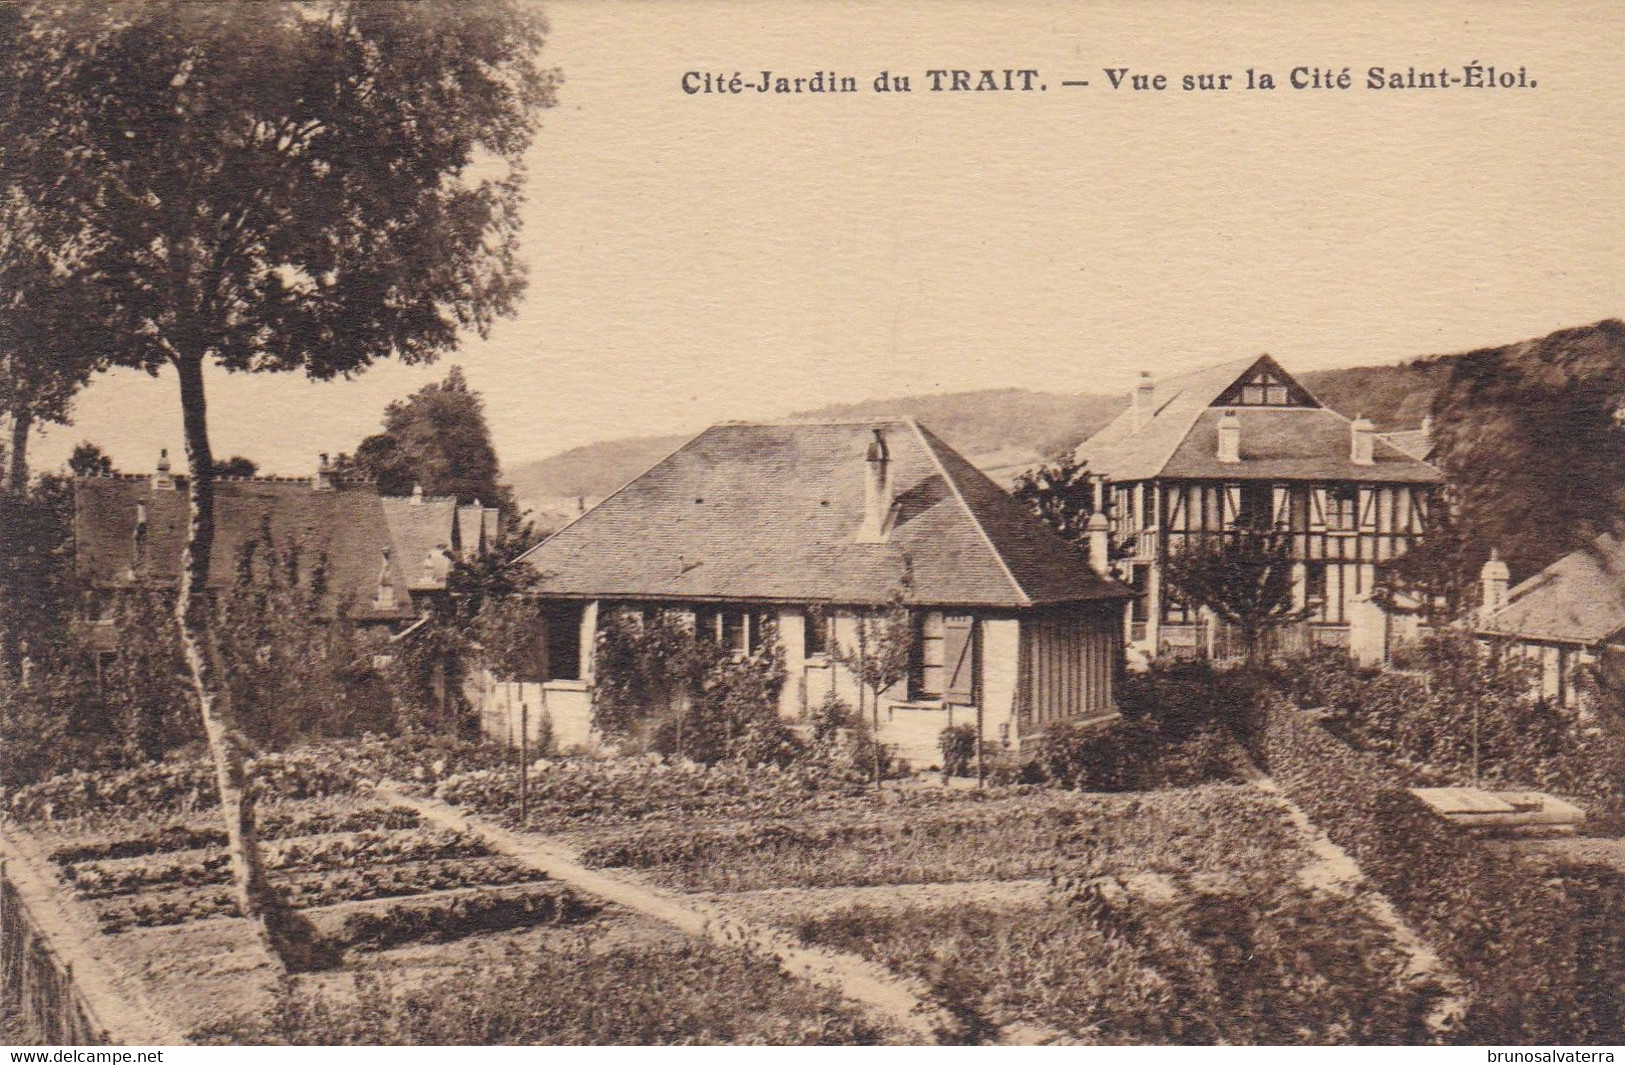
left=1235, top=369, right=1291, bottom=406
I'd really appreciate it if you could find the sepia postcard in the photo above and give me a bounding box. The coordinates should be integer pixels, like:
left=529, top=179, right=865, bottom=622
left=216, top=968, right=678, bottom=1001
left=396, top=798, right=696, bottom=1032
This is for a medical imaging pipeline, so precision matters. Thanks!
left=2, top=0, right=1624, bottom=1056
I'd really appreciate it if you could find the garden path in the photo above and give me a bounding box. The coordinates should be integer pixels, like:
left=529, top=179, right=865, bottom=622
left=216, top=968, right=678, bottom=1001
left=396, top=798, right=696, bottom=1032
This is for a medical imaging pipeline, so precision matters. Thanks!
left=381, top=785, right=998, bottom=1044
left=1234, top=759, right=1470, bottom=1034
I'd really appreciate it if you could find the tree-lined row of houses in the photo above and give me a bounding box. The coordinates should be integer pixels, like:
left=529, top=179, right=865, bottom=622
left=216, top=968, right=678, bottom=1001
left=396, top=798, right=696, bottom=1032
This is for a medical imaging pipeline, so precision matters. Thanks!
left=70, top=355, right=1622, bottom=762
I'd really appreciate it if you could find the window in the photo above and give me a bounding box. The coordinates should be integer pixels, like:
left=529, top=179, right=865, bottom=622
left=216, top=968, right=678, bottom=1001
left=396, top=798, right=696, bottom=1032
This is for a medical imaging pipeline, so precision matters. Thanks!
left=1235, top=483, right=1274, bottom=530
left=695, top=607, right=768, bottom=655
left=913, top=611, right=946, bottom=699
left=1129, top=564, right=1150, bottom=622
left=1327, top=486, right=1359, bottom=532
left=544, top=603, right=584, bottom=681
left=804, top=609, right=830, bottom=657
left=1162, top=587, right=1193, bottom=625
left=721, top=611, right=747, bottom=655
left=1223, top=369, right=1295, bottom=406
left=1304, top=562, right=1327, bottom=605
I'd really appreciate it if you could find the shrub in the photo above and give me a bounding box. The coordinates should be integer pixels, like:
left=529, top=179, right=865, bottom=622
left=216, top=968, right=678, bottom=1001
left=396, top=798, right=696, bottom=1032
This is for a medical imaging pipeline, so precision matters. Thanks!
left=937, top=725, right=979, bottom=777
left=1034, top=717, right=1236, bottom=792
left=1272, top=637, right=1622, bottom=818
left=594, top=608, right=788, bottom=764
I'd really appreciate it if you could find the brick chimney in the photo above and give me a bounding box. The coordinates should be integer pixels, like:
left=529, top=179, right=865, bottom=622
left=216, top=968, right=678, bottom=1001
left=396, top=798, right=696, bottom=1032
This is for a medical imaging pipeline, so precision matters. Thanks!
left=151, top=449, right=175, bottom=491
left=410, top=483, right=424, bottom=506
left=1350, top=415, right=1375, bottom=466
left=857, top=426, right=893, bottom=543
left=1217, top=410, right=1241, bottom=463
left=1132, top=372, right=1156, bottom=430
left=1480, top=549, right=1510, bottom=621
left=313, top=452, right=335, bottom=491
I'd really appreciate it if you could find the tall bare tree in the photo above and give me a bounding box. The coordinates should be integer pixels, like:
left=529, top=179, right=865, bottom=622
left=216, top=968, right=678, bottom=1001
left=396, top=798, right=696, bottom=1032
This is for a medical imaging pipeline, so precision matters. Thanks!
left=11, top=1, right=557, bottom=962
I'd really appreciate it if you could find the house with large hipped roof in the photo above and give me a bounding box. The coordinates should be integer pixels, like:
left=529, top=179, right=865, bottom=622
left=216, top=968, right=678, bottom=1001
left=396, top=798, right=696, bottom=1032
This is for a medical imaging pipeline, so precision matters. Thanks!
left=1477, top=535, right=1625, bottom=708
left=1076, top=355, right=1443, bottom=660
left=502, top=419, right=1131, bottom=765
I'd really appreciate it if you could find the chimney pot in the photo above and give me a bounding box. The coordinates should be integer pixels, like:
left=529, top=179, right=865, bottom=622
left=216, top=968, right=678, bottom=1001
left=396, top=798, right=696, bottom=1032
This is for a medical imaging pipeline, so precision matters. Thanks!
left=410, top=483, right=424, bottom=505
left=313, top=451, right=335, bottom=491
left=1217, top=410, right=1242, bottom=463
left=1133, top=372, right=1156, bottom=430
left=1086, top=475, right=1112, bottom=576
left=1480, top=548, right=1511, bottom=622
left=152, top=448, right=175, bottom=491
left=1350, top=414, right=1375, bottom=466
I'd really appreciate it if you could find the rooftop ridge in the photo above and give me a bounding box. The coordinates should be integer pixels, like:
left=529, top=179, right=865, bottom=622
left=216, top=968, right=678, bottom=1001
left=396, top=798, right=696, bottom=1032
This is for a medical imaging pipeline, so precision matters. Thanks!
left=908, top=421, right=1030, bottom=606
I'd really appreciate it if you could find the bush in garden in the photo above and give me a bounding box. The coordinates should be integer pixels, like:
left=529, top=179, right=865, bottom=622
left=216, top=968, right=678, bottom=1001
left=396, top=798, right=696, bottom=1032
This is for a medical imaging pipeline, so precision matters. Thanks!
left=808, top=690, right=853, bottom=748
left=1272, top=635, right=1621, bottom=816
left=1034, top=714, right=1236, bottom=792
left=99, top=585, right=203, bottom=762
left=595, top=607, right=788, bottom=764
left=215, top=524, right=396, bottom=748
left=937, top=724, right=978, bottom=777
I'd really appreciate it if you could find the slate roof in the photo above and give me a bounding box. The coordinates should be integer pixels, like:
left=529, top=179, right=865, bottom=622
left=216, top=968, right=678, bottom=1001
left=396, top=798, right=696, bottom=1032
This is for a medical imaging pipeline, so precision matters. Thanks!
left=1478, top=534, right=1625, bottom=645
left=1380, top=426, right=1435, bottom=462
left=380, top=495, right=459, bottom=591
left=1076, top=355, right=1443, bottom=484
left=518, top=420, right=1129, bottom=609
left=74, top=475, right=418, bottom=622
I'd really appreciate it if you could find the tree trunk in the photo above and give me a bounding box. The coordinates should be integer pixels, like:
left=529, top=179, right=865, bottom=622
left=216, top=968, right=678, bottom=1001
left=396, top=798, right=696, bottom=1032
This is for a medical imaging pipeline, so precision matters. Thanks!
left=172, top=355, right=282, bottom=966
left=8, top=410, right=32, bottom=493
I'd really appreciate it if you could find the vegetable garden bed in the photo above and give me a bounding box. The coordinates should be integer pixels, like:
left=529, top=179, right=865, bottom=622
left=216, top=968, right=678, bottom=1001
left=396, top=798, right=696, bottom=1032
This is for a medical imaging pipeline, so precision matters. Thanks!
left=574, top=784, right=1307, bottom=892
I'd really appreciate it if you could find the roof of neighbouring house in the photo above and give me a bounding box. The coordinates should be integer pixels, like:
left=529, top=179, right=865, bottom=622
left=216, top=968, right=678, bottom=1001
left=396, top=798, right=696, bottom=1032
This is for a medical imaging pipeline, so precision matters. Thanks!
left=74, top=474, right=441, bottom=621
left=517, top=419, right=1130, bottom=608
left=380, top=494, right=459, bottom=591
left=1379, top=425, right=1435, bottom=462
left=1075, top=354, right=1443, bottom=484
left=1478, top=533, right=1625, bottom=645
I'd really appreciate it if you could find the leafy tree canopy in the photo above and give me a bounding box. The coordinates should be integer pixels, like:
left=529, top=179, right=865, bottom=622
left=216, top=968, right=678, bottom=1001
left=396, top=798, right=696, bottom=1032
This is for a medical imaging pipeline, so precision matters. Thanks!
left=1428, top=319, right=1625, bottom=582
left=345, top=366, right=517, bottom=513
left=1162, top=530, right=1308, bottom=662
left=67, top=442, right=115, bottom=477
left=212, top=456, right=259, bottom=479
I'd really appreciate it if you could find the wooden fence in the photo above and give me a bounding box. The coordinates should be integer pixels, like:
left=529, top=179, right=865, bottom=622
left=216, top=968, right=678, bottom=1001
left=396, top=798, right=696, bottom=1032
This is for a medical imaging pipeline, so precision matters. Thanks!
left=0, top=860, right=113, bottom=1045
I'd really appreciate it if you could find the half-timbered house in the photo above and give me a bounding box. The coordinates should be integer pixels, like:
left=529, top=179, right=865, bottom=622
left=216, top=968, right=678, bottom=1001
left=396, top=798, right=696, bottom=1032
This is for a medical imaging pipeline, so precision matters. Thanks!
left=1075, top=356, right=1443, bottom=660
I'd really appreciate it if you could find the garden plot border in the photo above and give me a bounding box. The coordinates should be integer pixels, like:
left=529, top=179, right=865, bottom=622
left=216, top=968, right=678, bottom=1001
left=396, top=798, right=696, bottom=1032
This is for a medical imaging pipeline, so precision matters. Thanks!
left=0, top=828, right=190, bottom=1045
left=380, top=784, right=984, bottom=1045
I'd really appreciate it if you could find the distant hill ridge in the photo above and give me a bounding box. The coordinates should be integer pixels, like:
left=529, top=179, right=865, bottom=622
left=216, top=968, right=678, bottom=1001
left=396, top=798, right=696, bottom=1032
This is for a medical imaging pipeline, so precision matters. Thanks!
left=510, top=359, right=1451, bottom=528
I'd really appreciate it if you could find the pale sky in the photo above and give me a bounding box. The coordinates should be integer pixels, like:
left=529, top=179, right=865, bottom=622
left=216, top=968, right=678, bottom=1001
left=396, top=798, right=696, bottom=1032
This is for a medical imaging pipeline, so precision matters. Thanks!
left=30, top=0, right=1625, bottom=477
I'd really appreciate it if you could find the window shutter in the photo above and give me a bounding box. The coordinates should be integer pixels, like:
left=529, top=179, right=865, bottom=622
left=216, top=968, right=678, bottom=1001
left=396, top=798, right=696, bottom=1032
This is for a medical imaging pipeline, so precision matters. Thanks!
left=1358, top=486, right=1377, bottom=531
left=1272, top=485, right=1290, bottom=529
left=943, top=615, right=977, bottom=705
left=1309, top=487, right=1328, bottom=531
left=1223, top=484, right=1241, bottom=528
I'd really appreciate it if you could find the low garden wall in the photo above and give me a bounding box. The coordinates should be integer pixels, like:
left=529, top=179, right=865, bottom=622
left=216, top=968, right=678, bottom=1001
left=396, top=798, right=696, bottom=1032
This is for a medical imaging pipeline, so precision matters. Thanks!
left=1253, top=689, right=1625, bottom=1043
left=1, top=861, right=113, bottom=1045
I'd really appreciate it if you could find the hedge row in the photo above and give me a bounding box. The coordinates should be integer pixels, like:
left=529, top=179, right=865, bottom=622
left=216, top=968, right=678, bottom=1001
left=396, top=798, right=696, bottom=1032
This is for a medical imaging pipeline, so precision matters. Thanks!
left=1256, top=689, right=1625, bottom=1043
